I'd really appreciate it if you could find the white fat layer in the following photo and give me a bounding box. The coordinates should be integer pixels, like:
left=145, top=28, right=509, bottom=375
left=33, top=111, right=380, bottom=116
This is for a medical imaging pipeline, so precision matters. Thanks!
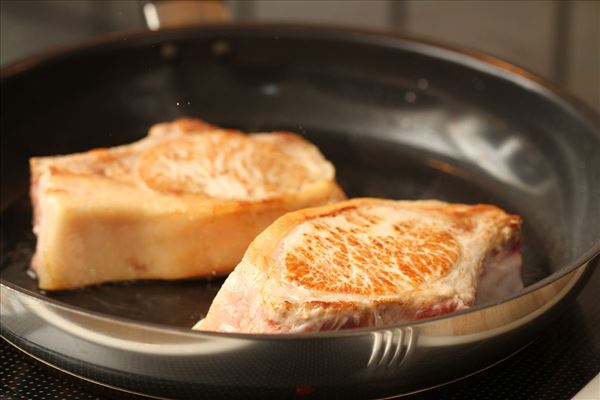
left=197, top=259, right=272, bottom=333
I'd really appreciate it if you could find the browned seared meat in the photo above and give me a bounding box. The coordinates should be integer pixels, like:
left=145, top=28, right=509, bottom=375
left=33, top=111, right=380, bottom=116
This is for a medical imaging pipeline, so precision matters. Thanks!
left=196, top=198, right=522, bottom=333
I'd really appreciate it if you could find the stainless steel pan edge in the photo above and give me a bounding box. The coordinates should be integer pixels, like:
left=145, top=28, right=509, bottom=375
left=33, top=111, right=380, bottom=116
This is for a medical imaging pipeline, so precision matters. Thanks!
left=1, top=23, right=599, bottom=135
left=0, top=263, right=592, bottom=399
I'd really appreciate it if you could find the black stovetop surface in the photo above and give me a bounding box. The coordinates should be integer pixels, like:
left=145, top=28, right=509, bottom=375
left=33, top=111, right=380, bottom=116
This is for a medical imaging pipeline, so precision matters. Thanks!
left=2, top=264, right=599, bottom=400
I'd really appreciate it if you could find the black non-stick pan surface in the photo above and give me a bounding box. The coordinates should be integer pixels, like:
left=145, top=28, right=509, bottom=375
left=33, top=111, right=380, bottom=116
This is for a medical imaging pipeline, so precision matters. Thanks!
left=1, top=25, right=599, bottom=399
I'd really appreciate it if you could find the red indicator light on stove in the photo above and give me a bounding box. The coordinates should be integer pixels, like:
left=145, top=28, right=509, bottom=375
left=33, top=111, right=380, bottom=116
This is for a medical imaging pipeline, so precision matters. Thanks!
left=295, top=384, right=315, bottom=397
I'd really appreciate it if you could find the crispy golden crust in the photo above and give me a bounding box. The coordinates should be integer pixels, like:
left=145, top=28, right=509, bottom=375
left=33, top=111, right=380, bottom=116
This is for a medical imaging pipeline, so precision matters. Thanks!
left=135, top=132, right=332, bottom=200
left=246, top=198, right=521, bottom=275
left=283, top=219, right=459, bottom=294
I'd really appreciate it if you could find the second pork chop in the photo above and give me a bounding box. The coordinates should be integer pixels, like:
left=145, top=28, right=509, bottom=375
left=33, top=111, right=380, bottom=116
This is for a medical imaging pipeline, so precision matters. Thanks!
left=30, top=118, right=345, bottom=290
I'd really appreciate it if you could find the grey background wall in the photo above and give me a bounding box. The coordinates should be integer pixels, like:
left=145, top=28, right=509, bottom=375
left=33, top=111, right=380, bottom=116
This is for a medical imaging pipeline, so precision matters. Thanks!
left=1, top=0, right=598, bottom=112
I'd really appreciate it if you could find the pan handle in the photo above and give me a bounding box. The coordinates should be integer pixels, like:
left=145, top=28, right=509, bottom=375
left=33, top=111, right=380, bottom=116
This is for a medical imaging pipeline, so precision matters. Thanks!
left=140, top=0, right=231, bottom=31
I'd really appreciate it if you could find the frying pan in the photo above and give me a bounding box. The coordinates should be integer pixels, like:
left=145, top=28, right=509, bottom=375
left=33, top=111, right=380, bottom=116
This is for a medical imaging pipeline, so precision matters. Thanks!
left=1, top=24, right=599, bottom=400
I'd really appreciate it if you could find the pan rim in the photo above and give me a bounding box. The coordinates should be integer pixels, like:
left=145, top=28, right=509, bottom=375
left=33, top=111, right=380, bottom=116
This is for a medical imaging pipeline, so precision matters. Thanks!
left=2, top=22, right=599, bottom=126
left=0, top=260, right=594, bottom=341
left=1, top=23, right=599, bottom=339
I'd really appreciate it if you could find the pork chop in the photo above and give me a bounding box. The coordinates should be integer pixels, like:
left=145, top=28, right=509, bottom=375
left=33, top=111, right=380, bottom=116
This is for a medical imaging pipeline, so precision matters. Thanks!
left=195, top=198, right=522, bottom=333
left=30, top=118, right=345, bottom=290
